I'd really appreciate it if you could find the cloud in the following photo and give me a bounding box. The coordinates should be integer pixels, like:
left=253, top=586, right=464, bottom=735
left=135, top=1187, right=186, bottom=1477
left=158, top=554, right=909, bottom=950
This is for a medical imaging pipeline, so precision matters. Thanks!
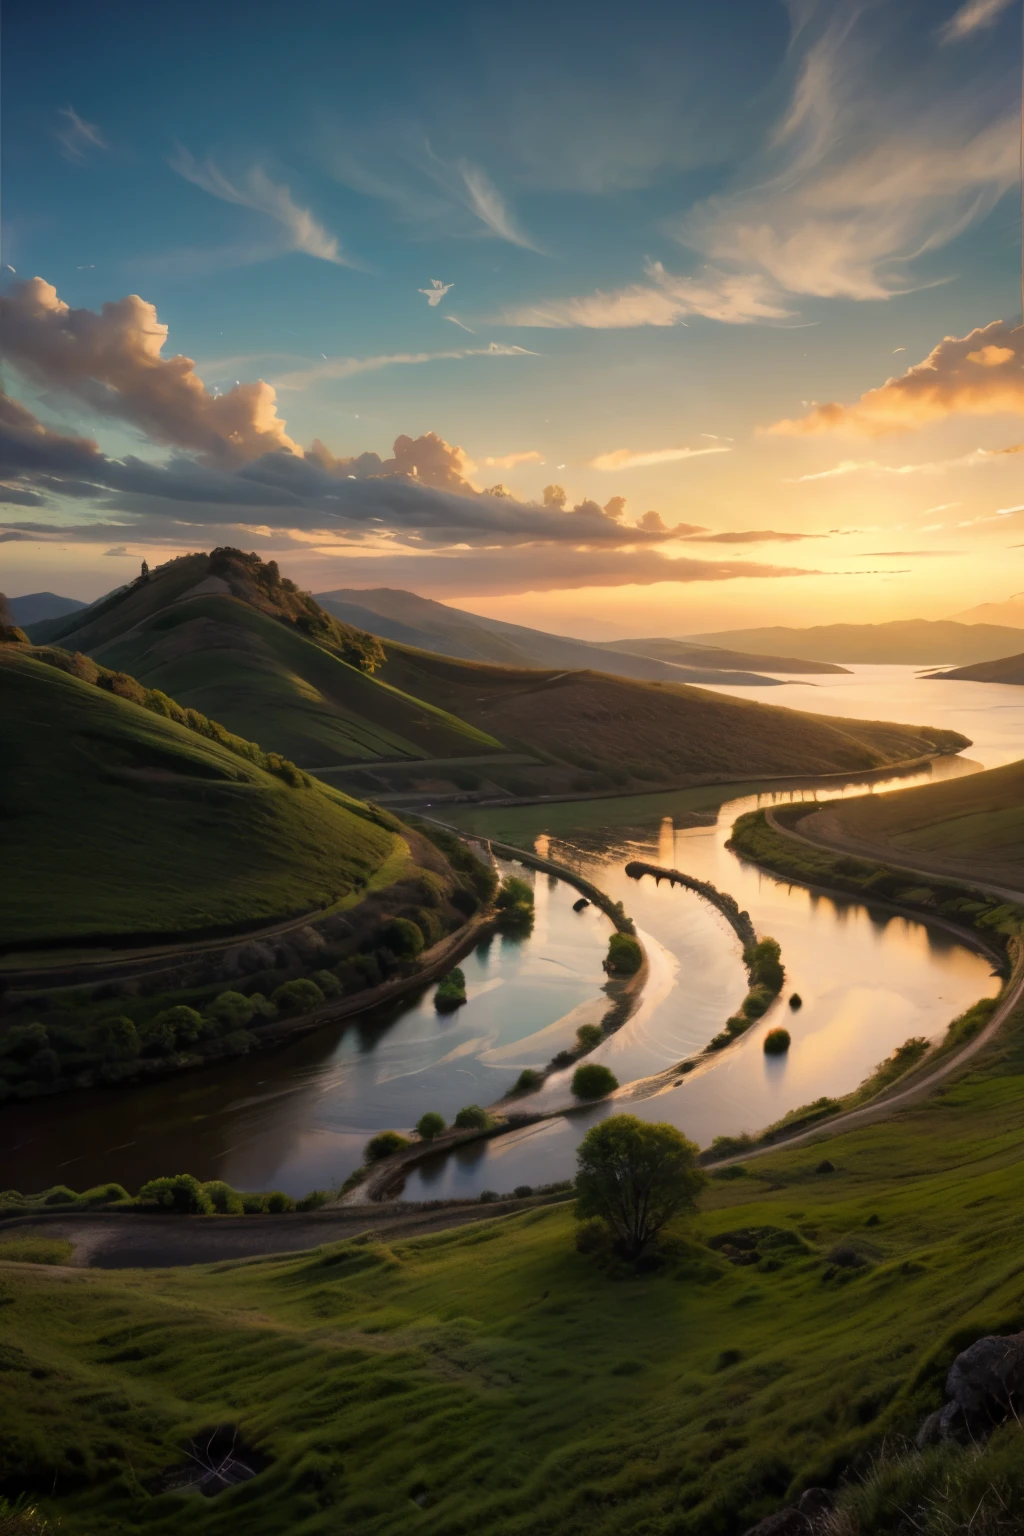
left=273, top=341, right=538, bottom=391
left=676, top=4, right=1019, bottom=304
left=506, top=262, right=790, bottom=329
left=793, top=443, right=1024, bottom=479
left=591, top=443, right=732, bottom=471
left=456, top=160, right=540, bottom=252
left=684, top=529, right=820, bottom=544
left=443, top=315, right=475, bottom=334
left=56, top=106, right=106, bottom=163
left=1, top=278, right=300, bottom=465
left=419, top=279, right=454, bottom=306
left=482, top=451, right=544, bottom=469
left=170, top=148, right=351, bottom=265
left=768, top=321, right=1024, bottom=436
left=103, top=545, right=131, bottom=557
left=941, top=0, right=1016, bottom=42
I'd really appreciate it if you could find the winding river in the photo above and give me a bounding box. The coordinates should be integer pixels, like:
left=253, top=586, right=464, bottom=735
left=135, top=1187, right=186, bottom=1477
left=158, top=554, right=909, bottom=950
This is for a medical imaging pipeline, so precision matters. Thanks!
left=4, top=667, right=1022, bottom=1198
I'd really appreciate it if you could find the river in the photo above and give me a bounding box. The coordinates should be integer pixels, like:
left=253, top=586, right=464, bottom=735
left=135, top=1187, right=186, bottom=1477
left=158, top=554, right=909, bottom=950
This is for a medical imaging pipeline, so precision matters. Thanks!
left=3, top=666, right=1022, bottom=1198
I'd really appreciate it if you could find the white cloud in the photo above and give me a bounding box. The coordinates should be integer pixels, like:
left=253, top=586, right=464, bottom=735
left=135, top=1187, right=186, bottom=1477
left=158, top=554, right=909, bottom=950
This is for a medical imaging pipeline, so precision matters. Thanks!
left=273, top=341, right=537, bottom=391
left=941, top=0, right=1016, bottom=42
left=56, top=106, right=106, bottom=163
left=419, top=279, right=454, bottom=307
left=591, top=444, right=732, bottom=471
left=505, top=261, right=790, bottom=328
left=793, top=444, right=1024, bottom=480
left=443, top=315, right=476, bottom=333
left=170, top=148, right=351, bottom=265
left=482, top=451, right=544, bottom=469
left=457, top=160, right=540, bottom=252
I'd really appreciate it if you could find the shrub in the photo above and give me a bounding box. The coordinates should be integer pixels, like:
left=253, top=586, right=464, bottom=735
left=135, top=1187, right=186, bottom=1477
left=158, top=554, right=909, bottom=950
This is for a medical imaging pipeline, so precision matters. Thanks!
left=416, top=1112, right=446, bottom=1141
left=575, top=1218, right=608, bottom=1255
left=605, top=932, right=642, bottom=976
left=201, top=1180, right=244, bottom=1214
left=789, top=992, right=803, bottom=1010
left=364, top=1130, right=410, bottom=1163
left=764, top=1027, right=791, bottom=1055
left=92, top=1015, right=140, bottom=1060
left=741, top=985, right=774, bottom=1019
left=514, top=1185, right=534, bottom=1199
left=435, top=967, right=467, bottom=1012
left=550, top=1050, right=576, bottom=1070
left=745, top=936, right=784, bottom=992
left=271, top=978, right=325, bottom=1016
left=453, top=1104, right=491, bottom=1130
left=575, top=1023, right=603, bottom=1052
left=311, top=969, right=342, bottom=999
left=575, top=1116, right=705, bottom=1259
left=725, top=1015, right=749, bottom=1038
left=2, top=1024, right=49, bottom=1062
left=266, top=1191, right=296, bottom=1213
left=79, top=1182, right=129, bottom=1206
left=296, top=1190, right=330, bottom=1211
left=495, top=875, right=535, bottom=934
left=571, top=1063, right=619, bottom=1100
left=40, top=1185, right=80, bottom=1207
left=382, top=918, right=425, bottom=958
left=27, top=1048, right=60, bottom=1084
left=203, top=992, right=255, bottom=1033
left=479, top=1189, right=499, bottom=1203
left=219, top=1029, right=256, bottom=1057
left=138, top=1173, right=212, bottom=1213
left=512, top=1068, right=544, bottom=1094
left=241, top=1193, right=268, bottom=1213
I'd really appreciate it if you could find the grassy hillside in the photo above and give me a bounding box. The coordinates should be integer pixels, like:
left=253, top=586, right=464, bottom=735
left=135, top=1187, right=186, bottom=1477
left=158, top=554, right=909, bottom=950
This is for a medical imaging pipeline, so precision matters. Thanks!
left=927, top=651, right=1024, bottom=685
left=687, top=619, right=1024, bottom=665
left=2, top=994, right=1023, bottom=1534
left=0, top=647, right=400, bottom=945
left=794, top=759, right=1024, bottom=890
left=33, top=553, right=501, bottom=769
left=378, top=644, right=969, bottom=785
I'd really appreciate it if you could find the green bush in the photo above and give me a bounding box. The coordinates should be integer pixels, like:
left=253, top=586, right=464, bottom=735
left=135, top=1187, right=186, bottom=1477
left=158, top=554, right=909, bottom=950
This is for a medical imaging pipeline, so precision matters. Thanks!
left=454, top=1104, right=492, bottom=1130
left=741, top=984, right=775, bottom=1019
left=201, top=1180, right=244, bottom=1214
left=1, top=1024, right=49, bottom=1062
left=435, top=967, right=467, bottom=1011
left=266, top=1191, right=296, bottom=1213
left=296, top=1190, right=330, bottom=1211
left=138, top=1173, right=212, bottom=1213
left=311, top=969, right=342, bottom=998
left=140, top=1015, right=177, bottom=1055
left=241, top=1193, right=268, bottom=1213
left=203, top=992, right=255, bottom=1033
left=147, top=1005, right=204, bottom=1049
left=575, top=1023, right=603, bottom=1052
left=364, top=1130, right=410, bottom=1163
left=382, top=918, right=425, bottom=958
left=725, top=1015, right=750, bottom=1038
left=744, top=936, right=784, bottom=992
left=416, top=1112, right=446, bottom=1141
left=764, top=1027, right=791, bottom=1055
left=512, top=1068, right=544, bottom=1094
left=91, top=1015, right=140, bottom=1060
left=40, top=1185, right=80, bottom=1207
left=79, top=1182, right=130, bottom=1206
left=571, top=1063, right=619, bottom=1100
left=605, top=932, right=643, bottom=975
left=496, top=876, right=533, bottom=911
left=271, top=978, right=325, bottom=1015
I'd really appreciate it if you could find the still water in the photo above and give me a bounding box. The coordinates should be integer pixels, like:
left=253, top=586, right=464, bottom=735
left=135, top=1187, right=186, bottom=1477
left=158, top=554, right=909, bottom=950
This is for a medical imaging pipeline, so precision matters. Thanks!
left=3, top=667, right=1020, bottom=1197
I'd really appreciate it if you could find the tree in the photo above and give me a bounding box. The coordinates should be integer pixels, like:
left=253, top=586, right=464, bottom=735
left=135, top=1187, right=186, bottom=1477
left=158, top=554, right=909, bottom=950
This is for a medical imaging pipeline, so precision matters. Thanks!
left=416, top=1111, right=446, bottom=1141
left=575, top=1023, right=603, bottom=1052
left=364, top=1130, right=410, bottom=1163
left=454, top=1104, right=491, bottom=1130
left=605, top=932, right=643, bottom=976
left=575, top=1115, right=705, bottom=1259
left=571, top=1062, right=618, bottom=1100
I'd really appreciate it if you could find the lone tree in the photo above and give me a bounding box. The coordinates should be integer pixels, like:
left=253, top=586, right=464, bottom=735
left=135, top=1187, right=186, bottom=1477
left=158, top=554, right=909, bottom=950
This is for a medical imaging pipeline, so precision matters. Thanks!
left=575, top=1114, right=705, bottom=1259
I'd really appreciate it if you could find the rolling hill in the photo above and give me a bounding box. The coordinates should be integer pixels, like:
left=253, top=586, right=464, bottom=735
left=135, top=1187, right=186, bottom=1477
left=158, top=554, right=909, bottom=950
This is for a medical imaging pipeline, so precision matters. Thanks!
left=315, top=587, right=811, bottom=684
left=3, top=591, right=88, bottom=626
left=686, top=619, right=1024, bottom=665
left=376, top=643, right=969, bottom=789
left=28, top=552, right=502, bottom=770
left=788, top=759, right=1024, bottom=891
left=926, top=652, right=1024, bottom=685
left=0, top=645, right=406, bottom=945
left=596, top=635, right=848, bottom=675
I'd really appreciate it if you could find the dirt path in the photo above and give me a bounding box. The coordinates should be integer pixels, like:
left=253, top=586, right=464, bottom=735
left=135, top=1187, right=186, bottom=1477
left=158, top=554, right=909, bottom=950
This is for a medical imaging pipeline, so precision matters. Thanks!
left=0, top=1197, right=556, bottom=1270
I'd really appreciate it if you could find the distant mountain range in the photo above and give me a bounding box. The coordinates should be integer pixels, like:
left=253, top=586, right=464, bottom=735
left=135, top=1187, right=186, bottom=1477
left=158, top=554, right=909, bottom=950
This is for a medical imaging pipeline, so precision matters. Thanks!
left=315, top=588, right=846, bottom=683
left=685, top=619, right=1024, bottom=665
left=947, top=593, right=1024, bottom=629
left=5, top=591, right=88, bottom=626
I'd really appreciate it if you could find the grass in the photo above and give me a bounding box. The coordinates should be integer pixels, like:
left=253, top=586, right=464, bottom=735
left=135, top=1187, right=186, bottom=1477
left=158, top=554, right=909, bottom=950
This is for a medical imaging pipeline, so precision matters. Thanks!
left=0, top=1237, right=73, bottom=1266
left=3, top=991, right=1024, bottom=1535
left=793, top=760, right=1024, bottom=890
left=0, top=649, right=399, bottom=944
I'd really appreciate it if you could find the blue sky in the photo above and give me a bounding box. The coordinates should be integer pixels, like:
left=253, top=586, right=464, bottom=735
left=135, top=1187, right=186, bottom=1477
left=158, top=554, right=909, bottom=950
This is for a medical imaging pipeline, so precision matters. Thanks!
left=2, top=0, right=1023, bottom=635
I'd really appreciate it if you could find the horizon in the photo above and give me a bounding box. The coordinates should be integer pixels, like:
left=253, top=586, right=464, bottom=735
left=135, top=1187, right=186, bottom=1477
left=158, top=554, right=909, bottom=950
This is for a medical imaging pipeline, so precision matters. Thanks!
left=3, top=0, right=1024, bottom=638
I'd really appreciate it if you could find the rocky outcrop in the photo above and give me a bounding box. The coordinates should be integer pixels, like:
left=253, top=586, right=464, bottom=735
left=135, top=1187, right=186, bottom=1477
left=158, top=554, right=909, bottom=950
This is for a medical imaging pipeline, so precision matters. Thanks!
left=917, top=1329, right=1024, bottom=1447
left=742, top=1488, right=833, bottom=1536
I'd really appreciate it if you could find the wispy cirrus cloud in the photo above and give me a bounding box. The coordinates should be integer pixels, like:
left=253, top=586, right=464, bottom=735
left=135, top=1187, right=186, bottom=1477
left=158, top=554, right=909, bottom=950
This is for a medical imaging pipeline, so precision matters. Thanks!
left=482, top=451, right=544, bottom=469
left=170, top=147, right=352, bottom=265
left=273, top=341, right=538, bottom=391
left=55, top=106, right=106, bottom=163
left=769, top=322, right=1024, bottom=436
left=591, top=443, right=732, bottom=471
left=941, top=0, right=1016, bottom=42
left=792, top=443, right=1024, bottom=480
left=506, top=262, right=789, bottom=329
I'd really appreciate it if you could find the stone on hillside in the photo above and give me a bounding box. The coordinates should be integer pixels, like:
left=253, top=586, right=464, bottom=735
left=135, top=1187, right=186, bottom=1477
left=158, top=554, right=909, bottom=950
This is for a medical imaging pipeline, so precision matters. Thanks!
left=917, top=1330, right=1024, bottom=1445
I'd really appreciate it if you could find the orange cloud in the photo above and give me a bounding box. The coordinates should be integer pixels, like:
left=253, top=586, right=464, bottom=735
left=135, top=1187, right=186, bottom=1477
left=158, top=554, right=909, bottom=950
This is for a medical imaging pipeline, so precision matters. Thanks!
left=0, top=278, right=301, bottom=465
left=767, top=320, right=1024, bottom=436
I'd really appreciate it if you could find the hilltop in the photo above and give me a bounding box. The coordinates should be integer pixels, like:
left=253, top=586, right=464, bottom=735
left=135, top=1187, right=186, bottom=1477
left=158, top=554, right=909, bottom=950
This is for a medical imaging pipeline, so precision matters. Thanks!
left=784, top=758, right=1024, bottom=891
left=686, top=618, right=1024, bottom=665
left=947, top=592, right=1024, bottom=628
left=926, top=651, right=1024, bottom=685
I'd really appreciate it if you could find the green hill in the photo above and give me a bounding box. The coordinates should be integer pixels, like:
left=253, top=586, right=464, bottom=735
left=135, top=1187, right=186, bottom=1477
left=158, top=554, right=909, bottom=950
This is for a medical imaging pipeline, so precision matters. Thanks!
left=686, top=618, right=1024, bottom=665
left=377, top=643, right=970, bottom=785
left=789, top=758, right=1024, bottom=891
left=30, top=551, right=501, bottom=770
left=0, top=646, right=403, bottom=946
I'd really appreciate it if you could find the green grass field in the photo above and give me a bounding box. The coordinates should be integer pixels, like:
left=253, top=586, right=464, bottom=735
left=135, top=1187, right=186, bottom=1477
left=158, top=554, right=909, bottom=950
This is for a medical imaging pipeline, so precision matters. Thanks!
left=798, top=760, right=1024, bottom=890
left=3, top=989, right=1023, bottom=1534
left=0, top=649, right=400, bottom=944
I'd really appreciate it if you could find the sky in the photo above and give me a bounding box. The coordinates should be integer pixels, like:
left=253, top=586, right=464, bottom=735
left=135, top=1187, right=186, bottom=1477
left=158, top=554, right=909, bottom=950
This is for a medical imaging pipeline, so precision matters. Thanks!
left=1, top=0, right=1023, bottom=639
